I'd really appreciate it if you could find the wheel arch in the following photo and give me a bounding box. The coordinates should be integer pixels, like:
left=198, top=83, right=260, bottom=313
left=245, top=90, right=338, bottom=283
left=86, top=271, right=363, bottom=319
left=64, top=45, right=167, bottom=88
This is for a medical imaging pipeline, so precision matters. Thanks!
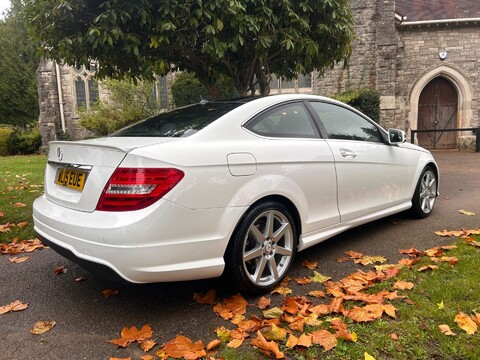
left=226, top=194, right=302, bottom=253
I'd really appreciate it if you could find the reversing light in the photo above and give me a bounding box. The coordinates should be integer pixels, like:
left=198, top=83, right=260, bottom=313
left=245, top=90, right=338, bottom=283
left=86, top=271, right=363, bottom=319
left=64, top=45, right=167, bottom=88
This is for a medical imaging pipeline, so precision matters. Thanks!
left=96, top=168, right=184, bottom=211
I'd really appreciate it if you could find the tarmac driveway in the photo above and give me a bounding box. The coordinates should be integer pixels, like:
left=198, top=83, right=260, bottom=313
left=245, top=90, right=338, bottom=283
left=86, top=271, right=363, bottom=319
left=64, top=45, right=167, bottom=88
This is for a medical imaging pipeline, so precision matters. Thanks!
left=0, top=151, right=479, bottom=360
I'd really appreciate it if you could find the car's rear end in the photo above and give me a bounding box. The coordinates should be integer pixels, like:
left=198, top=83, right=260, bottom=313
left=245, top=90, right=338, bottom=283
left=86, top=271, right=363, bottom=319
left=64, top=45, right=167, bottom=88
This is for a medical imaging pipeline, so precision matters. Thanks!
left=33, top=101, right=254, bottom=283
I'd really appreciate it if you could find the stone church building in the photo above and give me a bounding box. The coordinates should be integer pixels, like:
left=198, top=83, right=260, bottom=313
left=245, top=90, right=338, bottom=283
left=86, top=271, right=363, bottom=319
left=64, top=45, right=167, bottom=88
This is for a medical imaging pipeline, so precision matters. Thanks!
left=38, top=0, right=480, bottom=151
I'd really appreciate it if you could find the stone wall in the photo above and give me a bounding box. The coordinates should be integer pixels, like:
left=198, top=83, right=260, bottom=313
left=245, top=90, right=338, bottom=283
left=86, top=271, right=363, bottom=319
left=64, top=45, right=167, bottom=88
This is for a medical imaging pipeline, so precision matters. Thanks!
left=315, top=0, right=399, bottom=129
left=36, top=59, right=59, bottom=150
left=315, top=0, right=380, bottom=95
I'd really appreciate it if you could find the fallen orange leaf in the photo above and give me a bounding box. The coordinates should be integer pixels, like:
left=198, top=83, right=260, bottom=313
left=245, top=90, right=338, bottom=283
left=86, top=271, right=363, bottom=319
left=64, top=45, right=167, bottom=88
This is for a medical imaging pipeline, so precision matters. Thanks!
left=454, top=312, right=478, bottom=335
left=257, top=296, right=271, bottom=310
left=251, top=331, right=284, bottom=359
left=301, top=259, right=317, bottom=270
left=206, top=339, right=221, bottom=352
left=307, top=290, right=326, bottom=298
left=226, top=338, right=244, bottom=348
left=101, top=289, right=119, bottom=298
left=140, top=339, right=156, bottom=352
left=297, top=333, right=313, bottom=347
left=158, top=335, right=206, bottom=360
left=0, top=300, right=29, bottom=314
left=393, top=280, right=414, bottom=290
left=345, top=250, right=363, bottom=259
left=439, top=324, right=457, bottom=336
left=193, top=289, right=216, bottom=305
left=390, top=333, right=399, bottom=341
left=417, top=265, right=438, bottom=272
left=271, top=286, right=292, bottom=296
left=311, top=329, right=337, bottom=351
left=54, top=266, right=67, bottom=275
left=8, top=256, right=30, bottom=264
left=285, top=334, right=298, bottom=348
left=213, top=293, right=248, bottom=320
left=14, top=202, right=27, bottom=208
left=30, top=320, right=56, bottom=335
left=108, top=324, right=154, bottom=348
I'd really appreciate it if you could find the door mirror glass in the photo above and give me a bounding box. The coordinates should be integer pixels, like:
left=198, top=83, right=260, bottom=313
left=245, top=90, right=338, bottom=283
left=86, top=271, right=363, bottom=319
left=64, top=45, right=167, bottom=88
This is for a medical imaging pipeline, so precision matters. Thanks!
left=388, top=129, right=406, bottom=144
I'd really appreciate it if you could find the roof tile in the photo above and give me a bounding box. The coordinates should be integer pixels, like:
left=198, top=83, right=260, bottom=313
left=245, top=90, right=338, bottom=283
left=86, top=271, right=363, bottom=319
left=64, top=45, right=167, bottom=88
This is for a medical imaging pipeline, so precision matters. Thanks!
left=396, top=0, right=480, bottom=22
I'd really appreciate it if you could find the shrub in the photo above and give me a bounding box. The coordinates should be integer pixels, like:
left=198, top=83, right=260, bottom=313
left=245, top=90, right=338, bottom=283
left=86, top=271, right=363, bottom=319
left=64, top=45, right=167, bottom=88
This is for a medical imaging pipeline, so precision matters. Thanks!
left=171, top=72, right=210, bottom=107
left=332, top=88, right=380, bottom=123
left=79, top=79, right=159, bottom=136
left=7, top=126, right=41, bottom=155
left=0, top=126, right=14, bottom=156
left=171, top=72, right=238, bottom=107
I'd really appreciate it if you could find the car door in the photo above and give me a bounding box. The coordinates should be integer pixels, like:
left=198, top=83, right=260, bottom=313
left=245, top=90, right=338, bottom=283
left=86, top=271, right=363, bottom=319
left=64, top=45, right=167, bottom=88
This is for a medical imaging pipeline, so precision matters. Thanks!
left=308, top=101, right=412, bottom=222
left=244, top=101, right=340, bottom=234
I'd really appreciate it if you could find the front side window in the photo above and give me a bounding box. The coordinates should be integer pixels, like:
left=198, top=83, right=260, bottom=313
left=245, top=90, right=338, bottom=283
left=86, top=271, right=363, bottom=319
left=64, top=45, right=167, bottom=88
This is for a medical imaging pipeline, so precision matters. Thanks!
left=309, top=102, right=383, bottom=143
left=246, top=103, right=318, bottom=138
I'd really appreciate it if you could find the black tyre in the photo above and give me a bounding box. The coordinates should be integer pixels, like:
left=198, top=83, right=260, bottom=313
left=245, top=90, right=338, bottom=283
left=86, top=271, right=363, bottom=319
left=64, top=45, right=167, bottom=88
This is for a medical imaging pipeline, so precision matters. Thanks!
left=410, top=166, right=437, bottom=218
left=225, top=201, right=297, bottom=293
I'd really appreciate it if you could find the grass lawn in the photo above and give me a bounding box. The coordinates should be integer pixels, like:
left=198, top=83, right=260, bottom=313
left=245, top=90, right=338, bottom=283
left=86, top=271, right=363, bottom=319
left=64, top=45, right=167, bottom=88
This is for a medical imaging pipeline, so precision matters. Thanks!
left=0, top=155, right=47, bottom=243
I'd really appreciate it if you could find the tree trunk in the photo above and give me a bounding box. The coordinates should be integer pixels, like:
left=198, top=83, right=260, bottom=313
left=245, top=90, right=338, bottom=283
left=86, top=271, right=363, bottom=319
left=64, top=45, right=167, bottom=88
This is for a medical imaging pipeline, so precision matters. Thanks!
left=255, top=63, right=270, bottom=96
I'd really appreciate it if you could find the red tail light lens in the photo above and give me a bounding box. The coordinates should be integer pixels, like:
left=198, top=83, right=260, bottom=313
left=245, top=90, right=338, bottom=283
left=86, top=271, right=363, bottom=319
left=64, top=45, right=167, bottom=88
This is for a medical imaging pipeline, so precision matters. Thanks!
left=96, top=168, right=184, bottom=211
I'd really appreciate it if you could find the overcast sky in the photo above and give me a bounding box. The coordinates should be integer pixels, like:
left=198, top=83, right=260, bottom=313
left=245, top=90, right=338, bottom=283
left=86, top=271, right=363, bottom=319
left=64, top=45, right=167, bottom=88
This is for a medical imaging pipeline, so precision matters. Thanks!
left=0, top=0, right=10, bottom=17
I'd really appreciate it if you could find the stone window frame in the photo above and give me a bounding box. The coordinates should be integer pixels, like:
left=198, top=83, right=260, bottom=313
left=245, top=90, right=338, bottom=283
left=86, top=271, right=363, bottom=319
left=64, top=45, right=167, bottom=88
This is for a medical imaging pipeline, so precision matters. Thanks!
left=70, top=64, right=99, bottom=112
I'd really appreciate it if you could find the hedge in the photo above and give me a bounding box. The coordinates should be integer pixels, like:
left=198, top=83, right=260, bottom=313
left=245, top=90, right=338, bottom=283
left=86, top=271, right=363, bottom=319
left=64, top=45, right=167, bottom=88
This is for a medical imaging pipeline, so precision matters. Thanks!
left=0, top=126, right=41, bottom=156
left=332, top=88, right=380, bottom=123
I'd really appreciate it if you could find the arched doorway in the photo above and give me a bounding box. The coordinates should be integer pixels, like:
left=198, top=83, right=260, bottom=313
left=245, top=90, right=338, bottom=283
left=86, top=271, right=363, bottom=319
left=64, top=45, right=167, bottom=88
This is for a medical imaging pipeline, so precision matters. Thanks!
left=417, top=77, right=458, bottom=149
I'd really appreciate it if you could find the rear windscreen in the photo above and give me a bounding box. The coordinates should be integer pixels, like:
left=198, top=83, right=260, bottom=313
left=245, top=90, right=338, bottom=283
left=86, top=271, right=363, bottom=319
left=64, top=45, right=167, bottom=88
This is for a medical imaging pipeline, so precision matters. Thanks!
left=112, top=102, right=243, bottom=137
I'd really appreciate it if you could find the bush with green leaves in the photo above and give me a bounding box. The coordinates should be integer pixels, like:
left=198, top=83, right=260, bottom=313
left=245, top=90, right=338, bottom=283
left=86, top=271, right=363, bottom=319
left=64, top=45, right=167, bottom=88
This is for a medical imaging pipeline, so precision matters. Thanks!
left=79, top=79, right=159, bottom=136
left=332, top=88, right=380, bottom=123
left=171, top=72, right=237, bottom=107
left=171, top=72, right=211, bottom=107
left=7, top=126, right=41, bottom=155
left=0, top=126, right=14, bottom=156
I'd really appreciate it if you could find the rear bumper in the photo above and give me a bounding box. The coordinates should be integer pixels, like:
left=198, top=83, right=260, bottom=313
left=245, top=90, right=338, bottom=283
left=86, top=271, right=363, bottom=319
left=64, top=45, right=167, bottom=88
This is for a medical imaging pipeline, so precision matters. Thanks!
left=33, top=195, right=247, bottom=283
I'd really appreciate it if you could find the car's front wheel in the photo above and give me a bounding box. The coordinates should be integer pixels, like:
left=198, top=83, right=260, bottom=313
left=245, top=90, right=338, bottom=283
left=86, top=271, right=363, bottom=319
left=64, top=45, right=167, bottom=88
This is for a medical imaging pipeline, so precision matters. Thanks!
left=411, top=166, right=437, bottom=218
left=225, top=201, right=297, bottom=293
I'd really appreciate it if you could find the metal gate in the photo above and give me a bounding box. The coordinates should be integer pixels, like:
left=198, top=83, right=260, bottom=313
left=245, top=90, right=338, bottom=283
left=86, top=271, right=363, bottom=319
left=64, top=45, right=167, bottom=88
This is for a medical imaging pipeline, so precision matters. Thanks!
left=417, top=77, right=458, bottom=149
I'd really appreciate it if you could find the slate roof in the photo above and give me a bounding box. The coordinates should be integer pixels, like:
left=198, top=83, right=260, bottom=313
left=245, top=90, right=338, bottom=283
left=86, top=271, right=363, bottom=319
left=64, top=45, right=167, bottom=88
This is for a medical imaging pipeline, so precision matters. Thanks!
left=395, top=0, right=480, bottom=22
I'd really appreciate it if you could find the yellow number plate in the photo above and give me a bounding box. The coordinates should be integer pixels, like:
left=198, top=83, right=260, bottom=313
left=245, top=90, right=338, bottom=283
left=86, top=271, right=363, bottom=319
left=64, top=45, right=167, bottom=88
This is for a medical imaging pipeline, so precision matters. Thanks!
left=55, top=168, right=87, bottom=191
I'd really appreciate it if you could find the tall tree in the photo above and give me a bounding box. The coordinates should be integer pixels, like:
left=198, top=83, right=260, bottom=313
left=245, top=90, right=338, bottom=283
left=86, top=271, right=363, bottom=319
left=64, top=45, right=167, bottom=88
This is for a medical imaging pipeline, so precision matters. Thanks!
left=0, top=0, right=39, bottom=127
left=25, top=0, right=354, bottom=98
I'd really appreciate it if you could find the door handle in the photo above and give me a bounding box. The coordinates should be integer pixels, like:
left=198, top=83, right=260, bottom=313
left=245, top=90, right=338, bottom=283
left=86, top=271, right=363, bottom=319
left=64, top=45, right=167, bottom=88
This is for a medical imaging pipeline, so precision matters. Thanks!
left=340, top=149, right=357, bottom=158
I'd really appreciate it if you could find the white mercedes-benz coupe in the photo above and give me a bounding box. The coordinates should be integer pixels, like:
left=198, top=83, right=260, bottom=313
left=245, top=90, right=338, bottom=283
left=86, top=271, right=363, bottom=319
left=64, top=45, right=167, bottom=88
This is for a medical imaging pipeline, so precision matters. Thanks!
left=33, top=94, right=438, bottom=292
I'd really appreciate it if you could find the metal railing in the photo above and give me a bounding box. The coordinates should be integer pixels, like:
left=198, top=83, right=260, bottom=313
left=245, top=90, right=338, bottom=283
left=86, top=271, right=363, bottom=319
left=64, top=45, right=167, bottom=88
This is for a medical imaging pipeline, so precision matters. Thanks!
left=410, top=128, right=480, bottom=153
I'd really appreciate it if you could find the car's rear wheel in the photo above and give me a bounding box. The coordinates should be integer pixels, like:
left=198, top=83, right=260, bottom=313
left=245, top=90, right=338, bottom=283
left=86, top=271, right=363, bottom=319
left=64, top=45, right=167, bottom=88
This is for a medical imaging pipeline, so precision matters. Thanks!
left=225, top=201, right=297, bottom=293
left=411, top=166, right=437, bottom=218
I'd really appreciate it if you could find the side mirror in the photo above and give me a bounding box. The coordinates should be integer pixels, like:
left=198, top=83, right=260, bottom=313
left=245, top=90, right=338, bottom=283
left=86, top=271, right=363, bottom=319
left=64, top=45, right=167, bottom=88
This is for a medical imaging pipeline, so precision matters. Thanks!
left=388, top=129, right=406, bottom=144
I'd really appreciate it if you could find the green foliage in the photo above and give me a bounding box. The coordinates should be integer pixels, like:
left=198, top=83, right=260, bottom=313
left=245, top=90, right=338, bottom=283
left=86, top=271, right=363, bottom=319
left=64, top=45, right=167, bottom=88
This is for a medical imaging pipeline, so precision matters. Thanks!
left=171, top=72, right=237, bottom=107
left=171, top=72, right=210, bottom=107
left=7, top=126, right=41, bottom=155
left=0, top=1, right=40, bottom=127
left=78, top=79, right=159, bottom=136
left=0, top=126, right=15, bottom=156
left=332, top=88, right=381, bottom=123
left=25, top=0, right=354, bottom=98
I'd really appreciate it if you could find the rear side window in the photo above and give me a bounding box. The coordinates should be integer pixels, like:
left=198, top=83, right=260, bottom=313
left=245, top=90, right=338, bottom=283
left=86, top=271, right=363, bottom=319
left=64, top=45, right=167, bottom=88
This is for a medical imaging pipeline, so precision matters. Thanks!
left=113, top=102, right=242, bottom=137
left=309, top=101, right=383, bottom=143
left=245, top=103, right=319, bottom=138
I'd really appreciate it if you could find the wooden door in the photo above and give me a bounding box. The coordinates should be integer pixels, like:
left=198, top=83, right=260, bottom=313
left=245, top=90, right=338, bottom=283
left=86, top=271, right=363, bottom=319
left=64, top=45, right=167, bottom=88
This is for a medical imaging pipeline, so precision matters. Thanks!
left=418, top=77, right=458, bottom=149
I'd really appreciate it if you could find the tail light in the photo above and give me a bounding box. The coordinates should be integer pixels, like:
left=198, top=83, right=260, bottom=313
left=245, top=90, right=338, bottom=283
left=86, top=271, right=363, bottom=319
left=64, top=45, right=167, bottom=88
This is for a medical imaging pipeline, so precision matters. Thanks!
left=96, top=168, right=184, bottom=211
